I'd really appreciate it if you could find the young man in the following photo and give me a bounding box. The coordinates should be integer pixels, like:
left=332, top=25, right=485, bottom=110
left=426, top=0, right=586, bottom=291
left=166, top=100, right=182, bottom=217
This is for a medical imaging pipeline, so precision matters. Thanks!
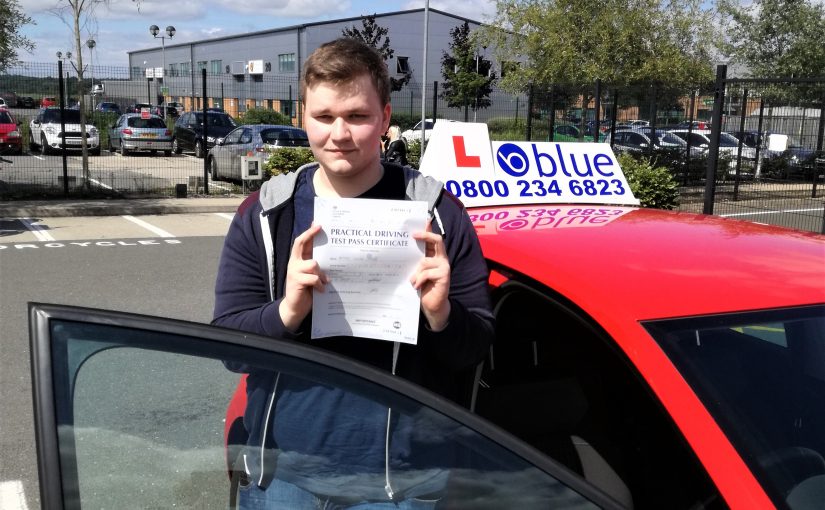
left=213, top=37, right=494, bottom=508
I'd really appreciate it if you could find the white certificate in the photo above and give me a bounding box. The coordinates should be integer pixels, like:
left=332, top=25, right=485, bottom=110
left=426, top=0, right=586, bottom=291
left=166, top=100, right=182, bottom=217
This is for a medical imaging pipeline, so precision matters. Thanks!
left=311, top=197, right=428, bottom=344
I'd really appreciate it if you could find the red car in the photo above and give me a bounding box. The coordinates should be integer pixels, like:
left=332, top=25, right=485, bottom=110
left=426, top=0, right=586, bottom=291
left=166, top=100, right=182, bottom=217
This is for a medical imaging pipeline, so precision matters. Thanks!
left=0, top=107, right=22, bottom=154
left=27, top=129, right=825, bottom=509
left=40, top=96, right=57, bottom=108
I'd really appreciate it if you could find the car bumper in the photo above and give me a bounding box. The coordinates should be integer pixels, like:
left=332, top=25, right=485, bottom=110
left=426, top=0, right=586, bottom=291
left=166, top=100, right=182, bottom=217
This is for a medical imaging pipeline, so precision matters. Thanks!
left=46, top=137, right=100, bottom=150
left=123, top=139, right=173, bottom=151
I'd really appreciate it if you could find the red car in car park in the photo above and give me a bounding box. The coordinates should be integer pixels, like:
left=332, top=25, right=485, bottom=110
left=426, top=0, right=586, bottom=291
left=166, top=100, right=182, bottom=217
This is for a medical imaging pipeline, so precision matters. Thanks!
left=29, top=122, right=825, bottom=509
left=40, top=96, right=57, bottom=108
left=0, top=107, right=22, bottom=154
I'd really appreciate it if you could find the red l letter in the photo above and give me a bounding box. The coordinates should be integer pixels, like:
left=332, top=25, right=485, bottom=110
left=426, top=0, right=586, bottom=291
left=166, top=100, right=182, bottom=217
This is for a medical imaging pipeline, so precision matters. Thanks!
left=452, top=136, right=481, bottom=167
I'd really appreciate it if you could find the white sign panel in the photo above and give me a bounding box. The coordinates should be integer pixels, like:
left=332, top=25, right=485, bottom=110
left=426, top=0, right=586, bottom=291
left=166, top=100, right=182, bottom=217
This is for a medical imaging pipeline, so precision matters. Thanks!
left=419, top=121, right=638, bottom=207
left=248, top=59, right=264, bottom=75
left=144, top=68, right=155, bottom=78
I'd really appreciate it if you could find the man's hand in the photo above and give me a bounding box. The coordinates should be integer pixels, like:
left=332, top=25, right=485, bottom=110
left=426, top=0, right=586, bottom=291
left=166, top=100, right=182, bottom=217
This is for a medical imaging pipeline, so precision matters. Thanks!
left=280, top=223, right=327, bottom=332
left=411, top=223, right=451, bottom=332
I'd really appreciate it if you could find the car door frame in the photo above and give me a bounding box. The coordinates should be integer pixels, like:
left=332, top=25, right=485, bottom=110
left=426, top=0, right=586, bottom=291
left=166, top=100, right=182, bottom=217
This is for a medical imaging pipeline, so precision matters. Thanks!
left=29, top=302, right=626, bottom=510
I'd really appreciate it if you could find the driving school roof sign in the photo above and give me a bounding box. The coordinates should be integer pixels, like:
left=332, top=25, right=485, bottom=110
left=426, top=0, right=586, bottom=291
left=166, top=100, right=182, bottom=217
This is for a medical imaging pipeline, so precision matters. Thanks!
left=418, top=121, right=639, bottom=208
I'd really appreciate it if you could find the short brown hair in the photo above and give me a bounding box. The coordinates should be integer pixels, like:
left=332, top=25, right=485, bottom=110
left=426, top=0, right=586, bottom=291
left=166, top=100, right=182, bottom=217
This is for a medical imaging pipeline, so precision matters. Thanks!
left=301, top=37, right=391, bottom=106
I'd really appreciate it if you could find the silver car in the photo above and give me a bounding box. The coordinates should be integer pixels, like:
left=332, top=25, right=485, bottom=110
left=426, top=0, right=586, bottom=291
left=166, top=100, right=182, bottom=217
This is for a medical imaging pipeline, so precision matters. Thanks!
left=207, top=124, right=309, bottom=181
left=108, top=113, right=173, bottom=156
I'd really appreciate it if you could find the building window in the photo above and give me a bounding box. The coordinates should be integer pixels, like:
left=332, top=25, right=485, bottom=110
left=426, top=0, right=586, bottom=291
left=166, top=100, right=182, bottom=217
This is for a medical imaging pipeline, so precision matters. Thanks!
left=396, top=56, right=410, bottom=74
left=131, top=67, right=142, bottom=80
left=278, top=53, right=296, bottom=73
left=169, top=63, right=179, bottom=77
left=210, top=60, right=222, bottom=75
left=197, top=61, right=208, bottom=72
left=179, top=62, right=191, bottom=76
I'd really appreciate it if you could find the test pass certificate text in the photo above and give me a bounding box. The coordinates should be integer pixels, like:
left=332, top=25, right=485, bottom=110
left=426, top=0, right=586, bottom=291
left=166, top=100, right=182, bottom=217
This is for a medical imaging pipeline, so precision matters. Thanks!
left=311, top=197, right=428, bottom=344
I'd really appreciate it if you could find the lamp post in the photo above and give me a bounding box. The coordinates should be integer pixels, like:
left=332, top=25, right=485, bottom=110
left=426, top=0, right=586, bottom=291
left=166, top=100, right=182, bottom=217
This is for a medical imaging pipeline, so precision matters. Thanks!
left=149, top=24, right=175, bottom=119
left=56, top=51, right=72, bottom=105
left=86, top=39, right=96, bottom=112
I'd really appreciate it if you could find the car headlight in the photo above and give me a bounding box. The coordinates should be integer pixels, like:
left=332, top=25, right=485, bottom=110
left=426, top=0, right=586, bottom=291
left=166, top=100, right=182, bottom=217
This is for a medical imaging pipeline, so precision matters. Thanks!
left=9, top=130, right=20, bottom=138
left=206, top=136, right=216, bottom=143
left=88, top=127, right=98, bottom=136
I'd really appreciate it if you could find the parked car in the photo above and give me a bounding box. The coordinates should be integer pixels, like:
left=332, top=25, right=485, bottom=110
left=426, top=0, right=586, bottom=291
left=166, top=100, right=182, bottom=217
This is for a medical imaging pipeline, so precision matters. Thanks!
left=735, top=130, right=818, bottom=173
left=126, top=102, right=153, bottom=114
left=28, top=106, right=100, bottom=155
left=166, top=101, right=185, bottom=115
left=152, top=104, right=180, bottom=118
left=401, top=118, right=457, bottom=143
left=0, top=98, right=7, bottom=109
left=0, top=108, right=23, bottom=154
left=29, top=202, right=825, bottom=510
left=108, top=113, right=173, bottom=156
left=605, top=127, right=688, bottom=155
left=668, top=129, right=756, bottom=170
left=16, top=96, right=36, bottom=108
left=207, top=124, right=309, bottom=181
left=172, top=110, right=237, bottom=158
left=40, top=96, right=57, bottom=108
left=95, top=102, right=122, bottom=115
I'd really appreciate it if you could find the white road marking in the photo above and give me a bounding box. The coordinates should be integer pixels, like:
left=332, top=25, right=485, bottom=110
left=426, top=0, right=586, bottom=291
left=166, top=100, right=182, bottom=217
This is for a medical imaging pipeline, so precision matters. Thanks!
left=215, top=213, right=235, bottom=221
left=721, top=207, right=823, bottom=218
left=88, top=178, right=114, bottom=190
left=31, top=155, right=44, bottom=161
left=19, top=218, right=55, bottom=242
left=0, top=480, right=30, bottom=510
left=122, top=215, right=175, bottom=238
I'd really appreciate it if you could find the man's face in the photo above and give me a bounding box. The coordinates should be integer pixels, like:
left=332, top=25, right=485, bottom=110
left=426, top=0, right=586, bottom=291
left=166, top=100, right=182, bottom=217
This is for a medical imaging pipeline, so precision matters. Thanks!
left=303, top=73, right=390, bottom=182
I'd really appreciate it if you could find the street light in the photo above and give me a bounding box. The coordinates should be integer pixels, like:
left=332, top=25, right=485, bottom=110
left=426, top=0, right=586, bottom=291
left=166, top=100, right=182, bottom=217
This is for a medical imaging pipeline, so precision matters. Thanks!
left=86, top=39, right=96, bottom=111
left=149, top=24, right=175, bottom=119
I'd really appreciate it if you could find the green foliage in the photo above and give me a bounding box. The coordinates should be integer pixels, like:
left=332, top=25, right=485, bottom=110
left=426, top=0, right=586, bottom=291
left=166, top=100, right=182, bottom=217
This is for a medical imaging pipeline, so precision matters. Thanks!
left=617, top=153, right=680, bottom=210
left=0, top=0, right=35, bottom=72
left=406, top=139, right=422, bottom=168
left=238, top=108, right=291, bottom=126
left=87, top=111, right=120, bottom=147
left=478, top=0, right=715, bottom=92
left=264, top=148, right=315, bottom=178
left=440, top=22, right=496, bottom=111
left=342, top=14, right=411, bottom=92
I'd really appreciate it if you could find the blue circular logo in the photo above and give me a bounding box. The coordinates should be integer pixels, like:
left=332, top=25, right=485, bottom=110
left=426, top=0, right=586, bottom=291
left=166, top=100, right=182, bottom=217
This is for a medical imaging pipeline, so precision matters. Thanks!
left=496, top=143, right=529, bottom=177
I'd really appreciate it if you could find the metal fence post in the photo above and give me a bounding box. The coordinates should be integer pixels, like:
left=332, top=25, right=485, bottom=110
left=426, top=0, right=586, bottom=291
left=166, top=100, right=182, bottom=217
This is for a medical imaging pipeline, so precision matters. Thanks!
left=58, top=60, right=69, bottom=197
left=704, top=65, right=727, bottom=215
left=754, top=99, right=765, bottom=179
left=593, top=79, right=601, bottom=143
left=814, top=97, right=825, bottom=199
left=202, top=68, right=209, bottom=195
left=548, top=85, right=556, bottom=142
left=609, top=89, right=618, bottom=146
left=685, top=90, right=696, bottom=185
left=526, top=84, right=534, bottom=141
left=733, top=88, right=749, bottom=201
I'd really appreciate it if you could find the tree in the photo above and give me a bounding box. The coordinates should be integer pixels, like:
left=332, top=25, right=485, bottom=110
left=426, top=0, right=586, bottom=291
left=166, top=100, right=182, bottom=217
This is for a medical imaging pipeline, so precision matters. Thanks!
left=719, top=0, right=825, bottom=80
left=50, top=0, right=141, bottom=189
left=341, top=14, right=411, bottom=92
left=478, top=0, right=716, bottom=92
left=440, top=22, right=497, bottom=120
left=0, top=0, right=35, bottom=72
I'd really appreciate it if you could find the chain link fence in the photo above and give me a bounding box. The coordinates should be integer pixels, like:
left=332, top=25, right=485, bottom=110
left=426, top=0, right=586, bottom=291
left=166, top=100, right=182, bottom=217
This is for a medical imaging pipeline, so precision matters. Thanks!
left=1, top=62, right=823, bottom=232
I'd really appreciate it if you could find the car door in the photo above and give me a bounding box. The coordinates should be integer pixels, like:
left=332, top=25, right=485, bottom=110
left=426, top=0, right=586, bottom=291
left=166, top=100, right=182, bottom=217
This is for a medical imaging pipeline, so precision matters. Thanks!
left=110, top=115, right=125, bottom=149
left=30, top=303, right=624, bottom=510
left=228, top=127, right=254, bottom=180
left=215, top=127, right=244, bottom=180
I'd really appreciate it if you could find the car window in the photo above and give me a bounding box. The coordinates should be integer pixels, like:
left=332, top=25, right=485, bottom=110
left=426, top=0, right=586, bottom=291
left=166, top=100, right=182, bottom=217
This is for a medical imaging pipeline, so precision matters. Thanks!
left=127, top=117, right=166, bottom=129
left=0, top=111, right=12, bottom=123
left=625, top=133, right=647, bottom=147
left=223, top=128, right=244, bottom=144
left=477, top=283, right=723, bottom=509
left=208, top=114, right=235, bottom=127
left=646, top=305, right=825, bottom=510
left=43, top=109, right=81, bottom=124
left=261, top=128, right=309, bottom=147
left=238, top=129, right=253, bottom=144
left=31, top=305, right=618, bottom=510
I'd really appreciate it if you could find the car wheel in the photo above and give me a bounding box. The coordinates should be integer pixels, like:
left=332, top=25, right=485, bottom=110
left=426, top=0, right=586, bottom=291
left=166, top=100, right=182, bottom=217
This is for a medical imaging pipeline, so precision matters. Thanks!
left=150, top=150, right=157, bottom=156
left=120, top=142, right=129, bottom=157
left=209, top=156, right=220, bottom=181
left=172, top=138, right=181, bottom=154
left=164, top=150, right=171, bottom=157
left=195, top=140, right=204, bottom=158
left=15, top=144, right=23, bottom=155
left=91, top=145, right=100, bottom=156
left=40, top=135, right=51, bottom=155
left=108, top=138, right=114, bottom=153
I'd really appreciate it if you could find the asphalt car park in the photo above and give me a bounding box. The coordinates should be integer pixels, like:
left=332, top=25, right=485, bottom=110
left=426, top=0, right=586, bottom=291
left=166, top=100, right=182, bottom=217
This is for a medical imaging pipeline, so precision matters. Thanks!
left=22, top=122, right=825, bottom=509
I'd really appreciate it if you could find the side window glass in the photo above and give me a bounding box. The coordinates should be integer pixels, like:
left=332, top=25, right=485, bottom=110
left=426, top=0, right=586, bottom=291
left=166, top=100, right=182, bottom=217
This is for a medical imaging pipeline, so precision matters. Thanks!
left=479, top=287, right=723, bottom=509
left=33, top=310, right=612, bottom=509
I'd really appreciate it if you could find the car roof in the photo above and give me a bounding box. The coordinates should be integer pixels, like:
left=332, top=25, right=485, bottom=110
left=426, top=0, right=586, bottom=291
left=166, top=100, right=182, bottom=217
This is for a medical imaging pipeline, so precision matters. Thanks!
left=476, top=206, right=825, bottom=321
left=244, top=124, right=304, bottom=132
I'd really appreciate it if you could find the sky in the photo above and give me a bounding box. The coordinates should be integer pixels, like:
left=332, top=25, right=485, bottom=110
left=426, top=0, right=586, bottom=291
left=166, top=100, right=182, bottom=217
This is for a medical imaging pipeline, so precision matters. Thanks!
left=17, top=0, right=498, bottom=68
